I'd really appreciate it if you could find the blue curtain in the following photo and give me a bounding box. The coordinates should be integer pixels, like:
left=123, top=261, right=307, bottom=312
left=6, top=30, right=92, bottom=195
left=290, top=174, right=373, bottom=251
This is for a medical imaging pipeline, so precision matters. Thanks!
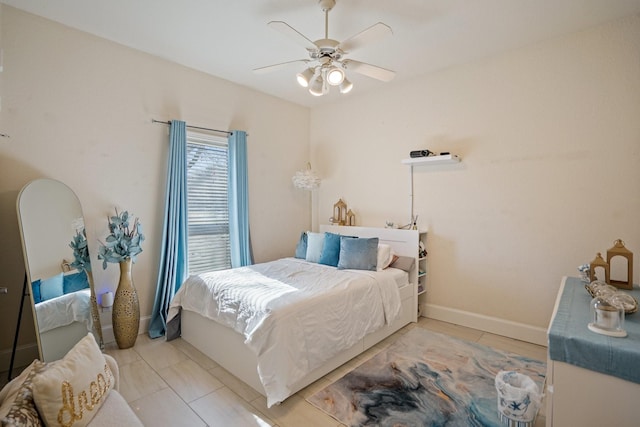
left=148, top=120, right=188, bottom=339
left=228, top=130, right=253, bottom=267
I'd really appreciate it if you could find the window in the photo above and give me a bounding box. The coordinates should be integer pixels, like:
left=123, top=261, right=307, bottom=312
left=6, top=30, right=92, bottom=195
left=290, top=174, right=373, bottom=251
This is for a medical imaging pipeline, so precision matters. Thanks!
left=186, top=132, right=231, bottom=274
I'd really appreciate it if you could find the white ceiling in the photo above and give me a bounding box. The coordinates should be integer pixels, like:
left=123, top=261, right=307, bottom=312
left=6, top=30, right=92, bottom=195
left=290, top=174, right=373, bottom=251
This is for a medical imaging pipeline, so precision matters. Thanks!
left=3, top=0, right=640, bottom=108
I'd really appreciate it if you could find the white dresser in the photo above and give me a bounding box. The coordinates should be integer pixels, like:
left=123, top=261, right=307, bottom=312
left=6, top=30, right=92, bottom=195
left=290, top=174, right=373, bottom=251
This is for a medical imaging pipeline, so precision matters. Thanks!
left=546, top=277, right=640, bottom=427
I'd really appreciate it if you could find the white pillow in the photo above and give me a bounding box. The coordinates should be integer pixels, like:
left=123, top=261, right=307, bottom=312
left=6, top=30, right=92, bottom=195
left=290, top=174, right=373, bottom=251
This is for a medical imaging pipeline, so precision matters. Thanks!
left=305, top=232, right=325, bottom=263
left=32, top=333, right=114, bottom=427
left=376, top=244, right=394, bottom=271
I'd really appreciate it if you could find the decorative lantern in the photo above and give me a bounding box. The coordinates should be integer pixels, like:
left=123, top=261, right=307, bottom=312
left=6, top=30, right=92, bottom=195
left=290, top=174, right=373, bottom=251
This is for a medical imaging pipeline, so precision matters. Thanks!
left=333, top=199, right=347, bottom=225
left=606, top=239, right=633, bottom=290
left=346, top=209, right=355, bottom=226
left=589, top=252, right=610, bottom=284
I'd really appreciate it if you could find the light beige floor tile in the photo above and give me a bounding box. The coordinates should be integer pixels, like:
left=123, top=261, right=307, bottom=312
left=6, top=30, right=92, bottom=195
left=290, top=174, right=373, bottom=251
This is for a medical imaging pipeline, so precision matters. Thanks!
left=251, top=394, right=338, bottom=427
left=132, top=334, right=188, bottom=370
left=323, top=355, right=367, bottom=383
left=478, top=333, right=547, bottom=361
left=209, top=365, right=262, bottom=402
left=118, top=359, right=167, bottom=402
left=191, top=387, right=275, bottom=426
left=103, top=344, right=141, bottom=367
left=106, top=317, right=551, bottom=427
left=371, top=330, right=404, bottom=351
left=170, top=337, right=220, bottom=370
left=130, top=387, right=206, bottom=427
left=295, top=377, right=333, bottom=400
left=416, top=317, right=485, bottom=342
left=356, top=345, right=383, bottom=363
left=158, top=358, right=224, bottom=403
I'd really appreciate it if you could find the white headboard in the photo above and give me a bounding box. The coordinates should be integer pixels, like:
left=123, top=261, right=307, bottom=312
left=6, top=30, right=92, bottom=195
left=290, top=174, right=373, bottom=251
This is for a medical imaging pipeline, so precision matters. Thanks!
left=319, top=225, right=420, bottom=284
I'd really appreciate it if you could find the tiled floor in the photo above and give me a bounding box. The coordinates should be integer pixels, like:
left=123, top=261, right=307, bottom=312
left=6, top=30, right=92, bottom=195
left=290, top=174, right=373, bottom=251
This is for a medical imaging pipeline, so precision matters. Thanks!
left=1, top=318, right=547, bottom=426
left=105, top=318, right=547, bottom=427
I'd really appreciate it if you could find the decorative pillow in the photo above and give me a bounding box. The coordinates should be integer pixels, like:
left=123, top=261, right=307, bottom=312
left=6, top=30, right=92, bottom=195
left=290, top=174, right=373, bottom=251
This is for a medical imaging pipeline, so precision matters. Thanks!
left=338, top=237, right=379, bottom=271
left=319, top=232, right=354, bottom=267
left=305, top=232, right=325, bottom=263
left=39, top=273, right=64, bottom=302
left=30, top=281, right=42, bottom=304
left=62, top=271, right=90, bottom=294
left=389, top=254, right=400, bottom=266
left=294, top=232, right=308, bottom=259
left=32, top=334, right=114, bottom=427
left=389, top=255, right=415, bottom=273
left=0, top=360, right=46, bottom=426
left=376, top=244, right=394, bottom=271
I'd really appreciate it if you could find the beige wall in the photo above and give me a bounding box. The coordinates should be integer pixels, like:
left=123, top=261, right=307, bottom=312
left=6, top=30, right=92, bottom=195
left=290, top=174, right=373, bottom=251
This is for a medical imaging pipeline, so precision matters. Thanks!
left=311, top=14, right=640, bottom=341
left=1, top=5, right=638, bottom=365
left=0, top=6, right=311, bottom=368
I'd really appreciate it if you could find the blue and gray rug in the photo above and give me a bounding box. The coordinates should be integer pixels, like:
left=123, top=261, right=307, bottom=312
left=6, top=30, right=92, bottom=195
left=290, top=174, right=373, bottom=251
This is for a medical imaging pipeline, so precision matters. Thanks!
left=307, top=327, right=546, bottom=427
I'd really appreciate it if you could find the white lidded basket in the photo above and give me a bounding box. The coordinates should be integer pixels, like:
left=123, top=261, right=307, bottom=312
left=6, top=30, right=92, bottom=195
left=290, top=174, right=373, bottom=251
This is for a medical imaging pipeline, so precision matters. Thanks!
left=495, top=371, right=541, bottom=426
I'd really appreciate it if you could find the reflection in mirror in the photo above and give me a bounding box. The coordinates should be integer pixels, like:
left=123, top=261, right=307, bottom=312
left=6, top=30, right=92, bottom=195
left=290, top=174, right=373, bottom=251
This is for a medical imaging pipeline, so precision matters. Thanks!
left=17, top=179, right=103, bottom=362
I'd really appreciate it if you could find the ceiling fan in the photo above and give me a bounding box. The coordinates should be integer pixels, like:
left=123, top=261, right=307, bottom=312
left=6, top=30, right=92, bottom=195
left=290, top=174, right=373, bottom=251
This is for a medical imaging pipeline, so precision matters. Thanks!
left=253, top=0, right=395, bottom=96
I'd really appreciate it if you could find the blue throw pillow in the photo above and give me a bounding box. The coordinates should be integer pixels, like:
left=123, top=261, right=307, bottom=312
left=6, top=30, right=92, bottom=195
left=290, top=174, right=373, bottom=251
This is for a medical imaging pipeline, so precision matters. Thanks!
left=39, top=273, right=64, bottom=302
left=338, top=237, right=379, bottom=271
left=294, top=231, right=308, bottom=259
left=31, top=280, right=42, bottom=304
left=319, top=232, right=342, bottom=267
left=63, top=271, right=90, bottom=294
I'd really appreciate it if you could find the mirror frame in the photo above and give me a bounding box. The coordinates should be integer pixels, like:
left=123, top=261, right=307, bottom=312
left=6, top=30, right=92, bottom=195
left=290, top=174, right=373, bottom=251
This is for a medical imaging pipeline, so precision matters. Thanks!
left=16, top=178, right=103, bottom=361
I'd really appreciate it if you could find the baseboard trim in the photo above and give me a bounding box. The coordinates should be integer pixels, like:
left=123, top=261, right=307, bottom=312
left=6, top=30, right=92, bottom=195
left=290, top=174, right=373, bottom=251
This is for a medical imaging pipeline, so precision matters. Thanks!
left=423, top=303, right=547, bottom=346
left=102, top=315, right=150, bottom=344
left=2, top=316, right=152, bottom=372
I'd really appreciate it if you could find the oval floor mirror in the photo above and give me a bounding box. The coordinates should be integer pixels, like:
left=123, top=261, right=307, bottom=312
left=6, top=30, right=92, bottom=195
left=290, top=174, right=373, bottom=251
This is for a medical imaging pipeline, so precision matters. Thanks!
left=17, top=178, right=103, bottom=362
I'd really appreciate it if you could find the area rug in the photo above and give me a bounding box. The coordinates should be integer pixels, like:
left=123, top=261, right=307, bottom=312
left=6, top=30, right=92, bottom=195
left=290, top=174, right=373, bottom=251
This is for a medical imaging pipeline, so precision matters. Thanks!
left=307, top=328, right=546, bottom=427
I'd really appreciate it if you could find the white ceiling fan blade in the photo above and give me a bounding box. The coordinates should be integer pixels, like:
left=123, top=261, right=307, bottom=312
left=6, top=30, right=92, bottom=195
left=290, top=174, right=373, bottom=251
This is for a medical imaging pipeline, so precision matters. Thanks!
left=253, top=59, right=309, bottom=74
left=342, top=59, right=395, bottom=82
left=268, top=21, right=318, bottom=51
left=337, top=22, right=392, bottom=53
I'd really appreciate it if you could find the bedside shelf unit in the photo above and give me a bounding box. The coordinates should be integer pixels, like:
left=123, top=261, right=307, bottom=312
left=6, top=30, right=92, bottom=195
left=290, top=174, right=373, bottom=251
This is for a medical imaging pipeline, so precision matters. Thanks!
left=417, top=231, right=427, bottom=317
left=401, top=154, right=461, bottom=165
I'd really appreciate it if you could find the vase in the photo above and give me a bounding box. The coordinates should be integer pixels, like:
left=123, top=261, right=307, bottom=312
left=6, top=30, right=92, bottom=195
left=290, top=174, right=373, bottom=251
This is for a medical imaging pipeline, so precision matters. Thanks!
left=112, top=259, right=140, bottom=349
left=85, top=269, right=104, bottom=349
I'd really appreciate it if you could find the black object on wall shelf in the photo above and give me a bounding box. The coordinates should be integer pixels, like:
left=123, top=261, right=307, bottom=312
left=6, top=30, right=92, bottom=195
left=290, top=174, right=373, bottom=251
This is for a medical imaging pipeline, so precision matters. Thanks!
left=401, top=154, right=461, bottom=165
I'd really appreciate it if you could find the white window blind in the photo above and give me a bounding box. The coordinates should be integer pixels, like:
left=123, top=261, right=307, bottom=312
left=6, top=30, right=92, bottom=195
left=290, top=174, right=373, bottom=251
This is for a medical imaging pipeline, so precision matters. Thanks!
left=186, top=132, right=231, bottom=275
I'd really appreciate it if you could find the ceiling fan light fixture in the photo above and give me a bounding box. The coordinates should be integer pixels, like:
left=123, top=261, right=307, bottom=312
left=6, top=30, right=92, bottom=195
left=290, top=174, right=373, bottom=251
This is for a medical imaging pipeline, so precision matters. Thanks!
left=326, top=66, right=345, bottom=86
left=339, top=77, right=353, bottom=94
left=296, top=67, right=315, bottom=87
left=309, top=74, right=325, bottom=96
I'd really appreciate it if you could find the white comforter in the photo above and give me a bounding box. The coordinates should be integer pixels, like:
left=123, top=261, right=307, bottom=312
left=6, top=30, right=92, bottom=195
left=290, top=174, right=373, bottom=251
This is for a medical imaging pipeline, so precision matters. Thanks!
left=168, top=257, right=402, bottom=406
left=35, top=288, right=92, bottom=334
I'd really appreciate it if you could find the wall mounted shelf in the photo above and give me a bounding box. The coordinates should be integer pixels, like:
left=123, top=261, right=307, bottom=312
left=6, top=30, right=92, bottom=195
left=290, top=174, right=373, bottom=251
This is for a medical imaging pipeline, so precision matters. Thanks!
left=401, top=154, right=461, bottom=165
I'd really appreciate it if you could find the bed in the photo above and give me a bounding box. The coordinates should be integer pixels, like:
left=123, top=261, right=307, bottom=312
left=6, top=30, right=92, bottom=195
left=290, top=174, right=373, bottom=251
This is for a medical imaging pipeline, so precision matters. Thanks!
left=32, top=270, right=94, bottom=361
left=167, top=225, right=420, bottom=406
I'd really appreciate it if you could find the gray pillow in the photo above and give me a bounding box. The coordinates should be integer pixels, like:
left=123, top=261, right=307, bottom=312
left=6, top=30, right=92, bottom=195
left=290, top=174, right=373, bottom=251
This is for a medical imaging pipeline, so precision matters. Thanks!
left=389, top=255, right=415, bottom=273
left=337, top=237, right=379, bottom=271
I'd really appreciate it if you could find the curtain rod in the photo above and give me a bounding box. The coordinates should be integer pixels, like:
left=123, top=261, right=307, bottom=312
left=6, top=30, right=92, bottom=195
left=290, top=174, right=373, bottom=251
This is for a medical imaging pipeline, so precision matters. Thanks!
left=152, top=119, right=232, bottom=136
